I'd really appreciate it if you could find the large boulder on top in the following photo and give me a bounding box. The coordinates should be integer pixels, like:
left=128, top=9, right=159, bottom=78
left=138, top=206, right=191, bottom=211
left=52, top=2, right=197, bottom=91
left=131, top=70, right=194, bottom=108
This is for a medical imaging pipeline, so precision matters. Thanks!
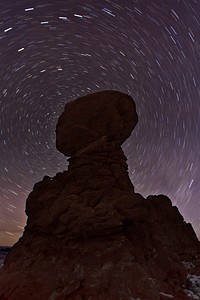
left=56, top=90, right=138, bottom=156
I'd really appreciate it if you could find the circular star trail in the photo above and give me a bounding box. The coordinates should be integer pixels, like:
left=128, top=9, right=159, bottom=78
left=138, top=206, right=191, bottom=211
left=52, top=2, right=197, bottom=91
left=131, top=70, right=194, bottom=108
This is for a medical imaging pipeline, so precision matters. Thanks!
left=0, top=0, right=200, bottom=246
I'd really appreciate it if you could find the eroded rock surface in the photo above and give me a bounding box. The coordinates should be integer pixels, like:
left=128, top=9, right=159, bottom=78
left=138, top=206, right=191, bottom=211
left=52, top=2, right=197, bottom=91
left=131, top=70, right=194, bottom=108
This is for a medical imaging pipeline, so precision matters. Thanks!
left=0, top=90, right=199, bottom=300
left=56, top=90, right=138, bottom=156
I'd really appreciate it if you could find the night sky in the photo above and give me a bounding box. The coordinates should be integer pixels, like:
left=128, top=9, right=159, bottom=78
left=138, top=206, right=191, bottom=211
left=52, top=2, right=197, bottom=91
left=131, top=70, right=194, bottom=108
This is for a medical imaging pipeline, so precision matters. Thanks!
left=0, top=0, right=200, bottom=246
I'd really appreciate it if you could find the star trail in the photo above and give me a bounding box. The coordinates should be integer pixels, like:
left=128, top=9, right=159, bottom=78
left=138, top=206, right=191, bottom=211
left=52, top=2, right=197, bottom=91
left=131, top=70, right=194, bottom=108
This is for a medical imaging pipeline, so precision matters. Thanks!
left=0, top=0, right=200, bottom=246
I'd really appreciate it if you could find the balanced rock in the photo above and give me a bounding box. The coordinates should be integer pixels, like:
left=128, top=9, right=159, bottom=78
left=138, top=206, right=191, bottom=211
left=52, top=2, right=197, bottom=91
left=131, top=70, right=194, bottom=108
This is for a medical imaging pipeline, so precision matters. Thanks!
left=56, top=90, right=138, bottom=156
left=0, top=90, right=199, bottom=300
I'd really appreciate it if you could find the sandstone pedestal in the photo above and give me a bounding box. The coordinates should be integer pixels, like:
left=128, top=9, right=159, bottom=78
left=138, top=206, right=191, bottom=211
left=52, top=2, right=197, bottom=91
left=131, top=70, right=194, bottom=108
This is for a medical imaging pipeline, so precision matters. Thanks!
left=0, top=91, right=199, bottom=300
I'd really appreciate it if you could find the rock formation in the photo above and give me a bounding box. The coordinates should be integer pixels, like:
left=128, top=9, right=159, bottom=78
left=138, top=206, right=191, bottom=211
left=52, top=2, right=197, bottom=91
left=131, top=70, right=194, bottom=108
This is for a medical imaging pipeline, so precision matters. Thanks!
left=56, top=90, right=138, bottom=156
left=0, top=90, right=199, bottom=300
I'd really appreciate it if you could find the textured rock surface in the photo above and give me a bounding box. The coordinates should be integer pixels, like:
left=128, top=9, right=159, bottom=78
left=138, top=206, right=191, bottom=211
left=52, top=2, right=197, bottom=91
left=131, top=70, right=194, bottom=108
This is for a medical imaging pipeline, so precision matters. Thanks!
left=56, top=90, right=138, bottom=156
left=0, top=90, right=199, bottom=300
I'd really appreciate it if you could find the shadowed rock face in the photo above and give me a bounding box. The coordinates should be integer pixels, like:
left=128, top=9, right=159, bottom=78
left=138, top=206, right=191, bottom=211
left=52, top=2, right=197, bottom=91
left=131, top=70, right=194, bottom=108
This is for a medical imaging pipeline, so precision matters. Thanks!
left=56, top=90, right=138, bottom=156
left=0, top=90, right=199, bottom=300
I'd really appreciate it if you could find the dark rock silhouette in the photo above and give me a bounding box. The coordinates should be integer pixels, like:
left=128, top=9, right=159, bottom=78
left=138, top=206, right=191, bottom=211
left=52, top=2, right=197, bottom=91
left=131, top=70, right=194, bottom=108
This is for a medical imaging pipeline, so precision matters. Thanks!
left=56, top=90, right=138, bottom=156
left=0, top=90, right=199, bottom=300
